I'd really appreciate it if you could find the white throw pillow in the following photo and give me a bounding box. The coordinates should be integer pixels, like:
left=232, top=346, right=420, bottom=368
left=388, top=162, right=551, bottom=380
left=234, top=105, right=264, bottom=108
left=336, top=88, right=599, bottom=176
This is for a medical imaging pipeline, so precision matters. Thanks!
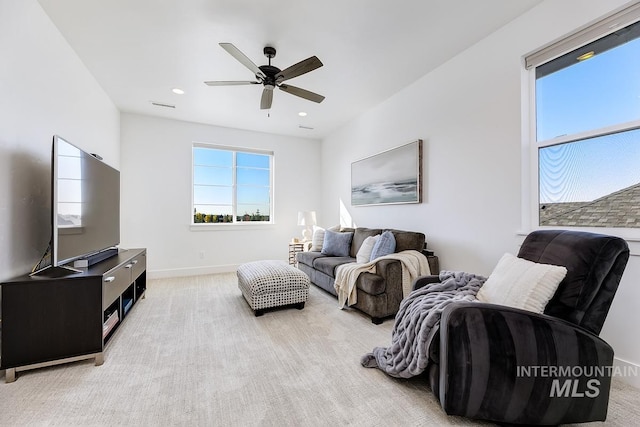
left=476, top=253, right=567, bottom=314
left=356, top=235, right=380, bottom=263
left=310, top=226, right=325, bottom=251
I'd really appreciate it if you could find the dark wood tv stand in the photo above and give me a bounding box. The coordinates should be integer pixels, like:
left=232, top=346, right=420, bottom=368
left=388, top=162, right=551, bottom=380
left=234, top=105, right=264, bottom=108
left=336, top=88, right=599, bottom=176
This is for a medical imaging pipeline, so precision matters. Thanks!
left=0, top=248, right=146, bottom=382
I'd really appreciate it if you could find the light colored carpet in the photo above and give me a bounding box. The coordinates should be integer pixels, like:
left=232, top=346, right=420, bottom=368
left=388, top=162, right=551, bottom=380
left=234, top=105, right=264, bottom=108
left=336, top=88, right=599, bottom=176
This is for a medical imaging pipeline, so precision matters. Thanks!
left=0, top=273, right=639, bottom=426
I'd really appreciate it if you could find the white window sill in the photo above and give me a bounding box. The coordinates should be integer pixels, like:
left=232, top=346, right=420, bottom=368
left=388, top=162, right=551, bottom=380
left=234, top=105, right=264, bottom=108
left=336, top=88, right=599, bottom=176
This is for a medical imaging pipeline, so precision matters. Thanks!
left=190, top=222, right=276, bottom=232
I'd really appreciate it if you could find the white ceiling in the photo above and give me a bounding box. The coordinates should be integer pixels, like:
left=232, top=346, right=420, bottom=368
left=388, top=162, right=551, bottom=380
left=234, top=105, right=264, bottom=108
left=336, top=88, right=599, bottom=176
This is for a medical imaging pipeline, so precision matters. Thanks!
left=37, top=0, right=542, bottom=139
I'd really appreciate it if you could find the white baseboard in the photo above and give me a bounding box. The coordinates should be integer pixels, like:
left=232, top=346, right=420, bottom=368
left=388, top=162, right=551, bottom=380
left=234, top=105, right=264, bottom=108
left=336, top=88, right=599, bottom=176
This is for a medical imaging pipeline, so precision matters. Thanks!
left=147, top=264, right=239, bottom=279
left=613, top=357, right=640, bottom=389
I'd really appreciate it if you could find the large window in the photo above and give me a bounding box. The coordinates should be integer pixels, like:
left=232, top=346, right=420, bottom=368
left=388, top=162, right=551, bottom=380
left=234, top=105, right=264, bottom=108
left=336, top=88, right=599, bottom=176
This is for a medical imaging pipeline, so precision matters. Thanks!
left=192, top=144, right=273, bottom=224
left=527, top=5, right=640, bottom=230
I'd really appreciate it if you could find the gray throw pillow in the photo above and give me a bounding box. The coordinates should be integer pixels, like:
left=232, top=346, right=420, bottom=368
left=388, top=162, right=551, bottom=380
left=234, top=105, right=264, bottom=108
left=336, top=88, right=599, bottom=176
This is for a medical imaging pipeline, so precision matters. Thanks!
left=370, top=230, right=396, bottom=260
left=321, top=230, right=354, bottom=257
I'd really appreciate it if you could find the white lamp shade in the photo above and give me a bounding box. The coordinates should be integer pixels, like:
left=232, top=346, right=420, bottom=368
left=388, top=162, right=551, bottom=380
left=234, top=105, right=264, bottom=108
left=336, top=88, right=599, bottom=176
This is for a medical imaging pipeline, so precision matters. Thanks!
left=297, top=211, right=317, bottom=226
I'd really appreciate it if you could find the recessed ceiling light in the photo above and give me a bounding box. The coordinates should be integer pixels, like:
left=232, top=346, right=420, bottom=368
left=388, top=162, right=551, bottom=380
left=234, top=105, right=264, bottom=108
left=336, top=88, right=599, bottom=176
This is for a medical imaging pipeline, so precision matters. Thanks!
left=577, top=51, right=595, bottom=61
left=172, top=88, right=185, bottom=95
left=298, top=111, right=307, bottom=117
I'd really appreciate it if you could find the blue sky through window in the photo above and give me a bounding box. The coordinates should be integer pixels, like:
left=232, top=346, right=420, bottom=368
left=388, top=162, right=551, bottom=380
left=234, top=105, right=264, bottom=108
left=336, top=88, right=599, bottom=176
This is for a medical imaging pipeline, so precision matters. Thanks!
left=537, top=24, right=640, bottom=204
left=536, top=37, right=640, bottom=141
left=193, top=147, right=271, bottom=221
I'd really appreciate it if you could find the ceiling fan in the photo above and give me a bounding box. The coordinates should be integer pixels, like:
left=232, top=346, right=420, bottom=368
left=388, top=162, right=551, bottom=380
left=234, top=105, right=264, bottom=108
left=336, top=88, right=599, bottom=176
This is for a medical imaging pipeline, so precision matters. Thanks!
left=205, top=43, right=325, bottom=110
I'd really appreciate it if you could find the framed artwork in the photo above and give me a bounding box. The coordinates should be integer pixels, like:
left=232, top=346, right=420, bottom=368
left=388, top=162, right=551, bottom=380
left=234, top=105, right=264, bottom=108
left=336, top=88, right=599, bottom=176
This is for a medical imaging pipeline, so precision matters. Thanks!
left=351, top=139, right=422, bottom=206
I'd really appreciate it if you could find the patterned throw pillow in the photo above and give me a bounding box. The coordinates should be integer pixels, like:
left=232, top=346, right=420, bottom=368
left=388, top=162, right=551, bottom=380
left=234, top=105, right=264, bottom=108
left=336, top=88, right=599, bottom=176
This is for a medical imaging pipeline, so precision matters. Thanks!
left=370, top=230, right=396, bottom=260
left=356, top=235, right=380, bottom=263
left=476, top=253, right=567, bottom=314
left=321, top=230, right=354, bottom=257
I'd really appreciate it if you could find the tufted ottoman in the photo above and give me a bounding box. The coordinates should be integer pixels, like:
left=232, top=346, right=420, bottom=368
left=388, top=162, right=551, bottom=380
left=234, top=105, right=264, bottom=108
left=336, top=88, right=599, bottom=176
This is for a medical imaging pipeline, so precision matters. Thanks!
left=237, top=260, right=310, bottom=316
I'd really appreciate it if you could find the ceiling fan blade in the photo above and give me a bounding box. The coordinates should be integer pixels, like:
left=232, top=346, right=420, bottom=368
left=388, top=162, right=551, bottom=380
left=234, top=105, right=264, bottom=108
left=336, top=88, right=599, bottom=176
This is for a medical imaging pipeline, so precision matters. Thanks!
left=276, top=56, right=323, bottom=82
left=219, top=42, right=266, bottom=79
left=279, top=84, right=325, bottom=103
left=204, top=80, right=260, bottom=86
left=260, top=88, right=273, bottom=110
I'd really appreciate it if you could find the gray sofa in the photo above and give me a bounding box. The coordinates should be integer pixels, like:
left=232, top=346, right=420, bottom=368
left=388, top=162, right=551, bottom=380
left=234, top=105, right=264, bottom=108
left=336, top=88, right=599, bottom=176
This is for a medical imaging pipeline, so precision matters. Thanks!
left=296, top=227, right=439, bottom=324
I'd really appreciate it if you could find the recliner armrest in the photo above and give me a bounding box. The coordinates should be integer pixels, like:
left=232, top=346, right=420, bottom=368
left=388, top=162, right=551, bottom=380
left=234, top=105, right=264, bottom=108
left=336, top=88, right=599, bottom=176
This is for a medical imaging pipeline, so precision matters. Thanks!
left=438, top=301, right=614, bottom=425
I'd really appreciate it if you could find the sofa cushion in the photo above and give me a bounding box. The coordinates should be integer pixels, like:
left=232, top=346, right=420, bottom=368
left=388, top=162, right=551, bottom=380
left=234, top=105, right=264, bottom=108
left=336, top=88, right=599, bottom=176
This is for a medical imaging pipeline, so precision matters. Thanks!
left=350, top=227, right=383, bottom=258
left=321, top=230, right=354, bottom=257
left=371, top=230, right=396, bottom=260
left=296, top=251, right=325, bottom=268
left=389, top=229, right=425, bottom=252
left=313, top=256, right=356, bottom=278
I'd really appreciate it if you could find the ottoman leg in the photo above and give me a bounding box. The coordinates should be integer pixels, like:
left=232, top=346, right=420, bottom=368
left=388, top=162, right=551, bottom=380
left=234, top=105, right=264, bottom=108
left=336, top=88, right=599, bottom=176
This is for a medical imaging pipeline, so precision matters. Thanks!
left=254, top=309, right=264, bottom=317
left=295, top=302, right=305, bottom=310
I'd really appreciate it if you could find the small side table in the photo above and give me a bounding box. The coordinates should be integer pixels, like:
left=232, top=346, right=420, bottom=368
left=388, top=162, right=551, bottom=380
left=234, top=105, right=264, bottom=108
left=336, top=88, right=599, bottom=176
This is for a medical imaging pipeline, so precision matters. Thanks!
left=288, top=242, right=306, bottom=265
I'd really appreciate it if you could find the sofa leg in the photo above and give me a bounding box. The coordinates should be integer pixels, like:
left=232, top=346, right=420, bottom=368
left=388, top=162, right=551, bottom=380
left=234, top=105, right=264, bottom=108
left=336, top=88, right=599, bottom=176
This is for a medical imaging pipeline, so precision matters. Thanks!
left=295, top=302, right=305, bottom=310
left=371, top=317, right=383, bottom=325
left=254, top=309, right=264, bottom=317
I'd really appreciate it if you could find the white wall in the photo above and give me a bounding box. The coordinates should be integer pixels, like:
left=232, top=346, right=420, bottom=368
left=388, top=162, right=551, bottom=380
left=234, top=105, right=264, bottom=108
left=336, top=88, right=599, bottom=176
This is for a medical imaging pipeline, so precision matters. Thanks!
left=119, top=113, right=321, bottom=277
left=0, top=0, right=120, bottom=281
left=320, top=0, right=640, bottom=384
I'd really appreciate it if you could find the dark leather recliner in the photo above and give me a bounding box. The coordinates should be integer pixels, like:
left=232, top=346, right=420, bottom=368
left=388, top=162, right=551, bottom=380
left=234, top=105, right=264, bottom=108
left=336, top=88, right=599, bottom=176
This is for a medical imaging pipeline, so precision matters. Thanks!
left=415, top=230, right=629, bottom=425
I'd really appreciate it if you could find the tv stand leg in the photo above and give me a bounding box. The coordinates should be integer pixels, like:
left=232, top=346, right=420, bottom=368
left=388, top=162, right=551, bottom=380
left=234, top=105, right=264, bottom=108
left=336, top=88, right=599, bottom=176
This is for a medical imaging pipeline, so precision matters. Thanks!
left=95, top=352, right=104, bottom=366
left=5, top=368, right=16, bottom=383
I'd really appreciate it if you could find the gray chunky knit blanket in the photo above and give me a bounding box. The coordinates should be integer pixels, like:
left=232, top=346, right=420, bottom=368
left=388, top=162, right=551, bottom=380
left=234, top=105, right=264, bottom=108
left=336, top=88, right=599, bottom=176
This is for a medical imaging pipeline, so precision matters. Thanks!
left=360, top=270, right=486, bottom=378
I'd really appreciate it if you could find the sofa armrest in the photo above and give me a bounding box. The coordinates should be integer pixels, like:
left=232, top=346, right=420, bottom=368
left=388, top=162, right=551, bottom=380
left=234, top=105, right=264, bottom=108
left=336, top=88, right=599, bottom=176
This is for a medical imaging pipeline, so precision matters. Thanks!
left=438, top=301, right=613, bottom=425
left=373, top=258, right=402, bottom=295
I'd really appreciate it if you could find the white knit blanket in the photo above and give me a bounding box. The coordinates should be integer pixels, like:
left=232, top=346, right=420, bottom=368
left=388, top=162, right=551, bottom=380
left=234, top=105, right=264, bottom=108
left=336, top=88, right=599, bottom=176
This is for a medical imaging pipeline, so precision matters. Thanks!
left=334, top=250, right=430, bottom=308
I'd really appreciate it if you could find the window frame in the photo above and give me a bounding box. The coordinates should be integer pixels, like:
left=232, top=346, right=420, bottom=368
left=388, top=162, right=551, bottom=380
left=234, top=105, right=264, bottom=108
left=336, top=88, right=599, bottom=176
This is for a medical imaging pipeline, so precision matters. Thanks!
left=191, top=142, right=274, bottom=228
left=522, top=3, right=640, bottom=241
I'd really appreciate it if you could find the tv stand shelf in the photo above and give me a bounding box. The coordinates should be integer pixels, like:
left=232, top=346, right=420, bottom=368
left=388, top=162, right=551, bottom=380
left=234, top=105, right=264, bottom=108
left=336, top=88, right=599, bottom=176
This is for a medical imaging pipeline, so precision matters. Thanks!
left=0, top=248, right=146, bottom=382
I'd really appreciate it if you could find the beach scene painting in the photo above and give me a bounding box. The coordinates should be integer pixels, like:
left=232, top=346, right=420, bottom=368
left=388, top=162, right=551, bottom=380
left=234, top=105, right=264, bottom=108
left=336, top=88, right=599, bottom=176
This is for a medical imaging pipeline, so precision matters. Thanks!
left=351, top=140, right=422, bottom=206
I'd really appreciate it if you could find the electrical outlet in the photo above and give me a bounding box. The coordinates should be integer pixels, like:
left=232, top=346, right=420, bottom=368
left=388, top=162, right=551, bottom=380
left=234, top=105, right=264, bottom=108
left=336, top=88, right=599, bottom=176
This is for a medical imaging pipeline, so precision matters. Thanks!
left=199, top=251, right=205, bottom=259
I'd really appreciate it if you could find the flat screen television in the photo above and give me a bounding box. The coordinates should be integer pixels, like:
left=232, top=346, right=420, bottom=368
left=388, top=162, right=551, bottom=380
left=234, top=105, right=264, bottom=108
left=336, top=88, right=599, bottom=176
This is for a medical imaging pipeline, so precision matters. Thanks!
left=49, top=135, right=120, bottom=272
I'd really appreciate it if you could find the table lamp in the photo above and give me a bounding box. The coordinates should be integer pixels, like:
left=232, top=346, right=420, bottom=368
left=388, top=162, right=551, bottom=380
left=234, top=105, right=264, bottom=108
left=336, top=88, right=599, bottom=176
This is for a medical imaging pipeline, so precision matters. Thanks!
left=297, top=211, right=317, bottom=242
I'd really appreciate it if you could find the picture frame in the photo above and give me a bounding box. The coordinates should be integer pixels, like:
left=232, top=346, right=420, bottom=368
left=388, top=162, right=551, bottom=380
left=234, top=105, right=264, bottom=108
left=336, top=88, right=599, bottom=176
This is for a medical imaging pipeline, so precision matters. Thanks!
left=351, top=139, right=422, bottom=206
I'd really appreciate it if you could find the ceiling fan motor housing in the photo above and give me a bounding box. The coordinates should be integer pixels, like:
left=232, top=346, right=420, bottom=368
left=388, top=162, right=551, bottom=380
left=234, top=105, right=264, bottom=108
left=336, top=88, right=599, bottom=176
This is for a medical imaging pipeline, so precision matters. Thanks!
left=258, top=64, right=281, bottom=90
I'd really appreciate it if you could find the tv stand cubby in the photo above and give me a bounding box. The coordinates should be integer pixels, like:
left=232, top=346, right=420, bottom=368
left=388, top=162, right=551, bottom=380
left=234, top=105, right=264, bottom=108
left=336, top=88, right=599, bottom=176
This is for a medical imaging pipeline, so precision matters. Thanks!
left=0, top=248, right=146, bottom=382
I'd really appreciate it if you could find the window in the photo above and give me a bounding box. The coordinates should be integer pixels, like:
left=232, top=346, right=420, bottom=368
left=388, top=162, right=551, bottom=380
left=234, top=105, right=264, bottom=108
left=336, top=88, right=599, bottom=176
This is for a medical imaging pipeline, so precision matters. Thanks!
left=526, top=4, right=640, bottom=230
left=192, top=144, right=273, bottom=224
left=57, top=139, right=83, bottom=227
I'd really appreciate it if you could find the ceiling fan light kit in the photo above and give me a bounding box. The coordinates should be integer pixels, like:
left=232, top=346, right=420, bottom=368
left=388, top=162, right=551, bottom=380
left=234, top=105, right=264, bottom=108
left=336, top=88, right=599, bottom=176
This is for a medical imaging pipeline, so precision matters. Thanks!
left=205, top=43, right=325, bottom=110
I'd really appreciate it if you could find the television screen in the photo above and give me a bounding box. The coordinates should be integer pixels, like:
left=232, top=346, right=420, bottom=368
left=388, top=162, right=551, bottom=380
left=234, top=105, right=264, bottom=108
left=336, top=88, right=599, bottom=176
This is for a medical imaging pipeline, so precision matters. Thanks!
left=52, top=135, right=120, bottom=267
